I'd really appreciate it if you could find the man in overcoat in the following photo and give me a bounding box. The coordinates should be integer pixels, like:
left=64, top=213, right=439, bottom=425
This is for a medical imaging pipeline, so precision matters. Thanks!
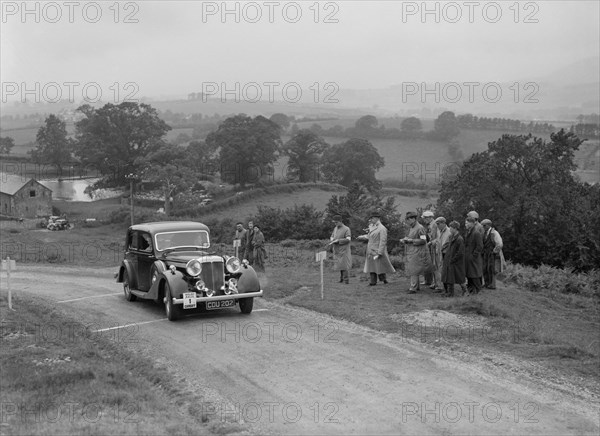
left=422, top=210, right=437, bottom=288
left=358, top=211, right=395, bottom=286
left=481, top=219, right=505, bottom=289
left=329, top=215, right=352, bottom=284
left=464, top=216, right=483, bottom=294
left=234, top=222, right=247, bottom=259
left=401, top=211, right=432, bottom=293
left=441, top=221, right=465, bottom=297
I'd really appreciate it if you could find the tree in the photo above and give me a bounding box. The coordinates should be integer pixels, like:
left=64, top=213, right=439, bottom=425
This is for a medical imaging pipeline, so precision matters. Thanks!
left=0, top=136, right=15, bottom=154
left=31, top=115, right=73, bottom=176
left=74, top=102, right=171, bottom=184
left=283, top=129, right=328, bottom=182
left=355, top=115, right=378, bottom=130
left=325, top=182, right=405, bottom=248
left=186, top=140, right=219, bottom=176
left=432, top=111, right=460, bottom=141
left=400, top=117, right=422, bottom=138
left=321, top=138, right=384, bottom=192
left=437, top=130, right=599, bottom=270
left=137, top=143, right=195, bottom=216
left=269, top=113, right=290, bottom=130
left=206, top=114, right=282, bottom=186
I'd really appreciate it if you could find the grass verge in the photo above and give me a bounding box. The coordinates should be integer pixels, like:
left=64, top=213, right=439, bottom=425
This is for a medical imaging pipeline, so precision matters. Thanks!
left=0, top=294, right=245, bottom=435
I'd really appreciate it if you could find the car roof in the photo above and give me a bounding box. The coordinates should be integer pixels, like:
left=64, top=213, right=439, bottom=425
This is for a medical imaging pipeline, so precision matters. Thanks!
left=128, top=221, right=210, bottom=234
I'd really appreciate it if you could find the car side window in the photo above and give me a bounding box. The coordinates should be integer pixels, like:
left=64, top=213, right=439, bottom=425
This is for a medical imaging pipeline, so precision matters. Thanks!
left=139, top=233, right=152, bottom=252
left=127, top=231, right=136, bottom=250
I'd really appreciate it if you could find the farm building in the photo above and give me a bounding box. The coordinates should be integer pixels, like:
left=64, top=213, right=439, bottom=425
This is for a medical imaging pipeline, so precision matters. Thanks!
left=0, top=172, right=53, bottom=218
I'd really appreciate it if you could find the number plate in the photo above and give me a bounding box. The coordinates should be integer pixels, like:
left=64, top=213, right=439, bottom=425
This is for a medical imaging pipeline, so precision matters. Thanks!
left=206, top=299, right=235, bottom=310
left=183, top=292, right=197, bottom=309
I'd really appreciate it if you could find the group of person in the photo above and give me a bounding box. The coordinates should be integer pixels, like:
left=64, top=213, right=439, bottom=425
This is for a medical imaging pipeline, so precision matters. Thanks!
left=328, top=210, right=505, bottom=296
left=234, top=221, right=267, bottom=272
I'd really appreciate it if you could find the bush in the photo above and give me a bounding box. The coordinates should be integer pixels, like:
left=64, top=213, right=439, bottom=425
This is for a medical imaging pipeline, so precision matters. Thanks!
left=502, top=262, right=600, bottom=299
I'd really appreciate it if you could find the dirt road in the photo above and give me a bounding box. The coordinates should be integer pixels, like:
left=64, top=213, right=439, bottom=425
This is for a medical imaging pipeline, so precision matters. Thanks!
left=3, top=266, right=599, bottom=435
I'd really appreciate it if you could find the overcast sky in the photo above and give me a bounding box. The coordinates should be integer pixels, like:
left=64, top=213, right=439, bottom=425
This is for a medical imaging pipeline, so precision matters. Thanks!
left=1, top=0, right=599, bottom=102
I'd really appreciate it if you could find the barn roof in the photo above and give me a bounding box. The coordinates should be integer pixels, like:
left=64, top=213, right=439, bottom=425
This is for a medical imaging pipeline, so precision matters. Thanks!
left=0, top=172, right=52, bottom=196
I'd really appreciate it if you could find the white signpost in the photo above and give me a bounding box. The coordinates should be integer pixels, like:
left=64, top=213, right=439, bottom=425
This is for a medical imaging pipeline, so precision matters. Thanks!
left=315, top=250, right=327, bottom=300
left=1, top=256, right=17, bottom=310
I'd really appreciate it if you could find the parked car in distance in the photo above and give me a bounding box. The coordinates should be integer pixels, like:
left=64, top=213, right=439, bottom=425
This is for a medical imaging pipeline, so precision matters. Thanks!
left=46, top=216, right=72, bottom=231
left=115, top=221, right=263, bottom=321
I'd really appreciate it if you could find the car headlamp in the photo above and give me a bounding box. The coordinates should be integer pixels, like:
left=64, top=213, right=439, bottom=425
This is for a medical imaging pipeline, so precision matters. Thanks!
left=225, top=256, right=242, bottom=274
left=186, top=259, right=202, bottom=277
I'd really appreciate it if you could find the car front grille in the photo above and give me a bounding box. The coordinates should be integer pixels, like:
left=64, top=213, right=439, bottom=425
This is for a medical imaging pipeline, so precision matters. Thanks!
left=202, top=260, right=224, bottom=293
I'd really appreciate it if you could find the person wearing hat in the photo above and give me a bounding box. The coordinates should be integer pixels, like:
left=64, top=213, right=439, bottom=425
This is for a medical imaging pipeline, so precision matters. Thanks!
left=467, top=211, right=485, bottom=236
left=431, top=216, right=451, bottom=292
left=401, top=211, right=433, bottom=293
left=329, top=215, right=352, bottom=284
left=245, top=220, right=255, bottom=264
left=360, top=211, right=395, bottom=286
left=421, top=210, right=438, bottom=289
left=481, top=219, right=505, bottom=289
left=441, top=221, right=466, bottom=297
left=464, top=216, right=483, bottom=294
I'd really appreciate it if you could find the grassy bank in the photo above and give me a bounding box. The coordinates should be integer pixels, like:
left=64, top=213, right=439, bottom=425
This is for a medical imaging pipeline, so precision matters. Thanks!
left=0, top=293, right=244, bottom=435
left=262, top=242, right=600, bottom=384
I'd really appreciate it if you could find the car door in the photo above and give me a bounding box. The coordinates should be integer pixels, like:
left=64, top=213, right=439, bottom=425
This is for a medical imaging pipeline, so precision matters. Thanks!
left=123, top=230, right=139, bottom=289
left=134, top=231, right=154, bottom=291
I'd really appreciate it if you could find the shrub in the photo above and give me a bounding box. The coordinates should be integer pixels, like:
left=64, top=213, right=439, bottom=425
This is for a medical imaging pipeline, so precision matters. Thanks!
left=502, top=262, right=600, bottom=299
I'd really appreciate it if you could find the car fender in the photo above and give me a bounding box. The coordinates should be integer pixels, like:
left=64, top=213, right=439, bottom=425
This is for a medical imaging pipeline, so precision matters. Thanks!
left=117, top=260, right=137, bottom=290
left=237, top=266, right=261, bottom=294
left=158, top=270, right=189, bottom=300
left=147, top=261, right=167, bottom=301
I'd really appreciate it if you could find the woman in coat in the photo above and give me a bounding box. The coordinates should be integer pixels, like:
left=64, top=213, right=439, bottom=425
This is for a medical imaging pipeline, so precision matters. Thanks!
left=251, top=225, right=267, bottom=272
left=441, top=221, right=465, bottom=297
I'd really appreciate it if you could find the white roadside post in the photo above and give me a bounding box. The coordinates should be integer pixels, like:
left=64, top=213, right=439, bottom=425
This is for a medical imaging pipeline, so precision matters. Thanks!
left=233, top=239, right=241, bottom=258
left=1, top=256, right=17, bottom=310
left=315, top=250, right=327, bottom=300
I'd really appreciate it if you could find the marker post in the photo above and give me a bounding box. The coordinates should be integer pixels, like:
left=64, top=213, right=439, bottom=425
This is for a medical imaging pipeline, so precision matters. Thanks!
left=315, top=251, right=327, bottom=300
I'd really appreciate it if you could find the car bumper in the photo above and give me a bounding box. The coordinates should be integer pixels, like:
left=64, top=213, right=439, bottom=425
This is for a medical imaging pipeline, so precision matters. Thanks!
left=172, top=290, right=263, bottom=305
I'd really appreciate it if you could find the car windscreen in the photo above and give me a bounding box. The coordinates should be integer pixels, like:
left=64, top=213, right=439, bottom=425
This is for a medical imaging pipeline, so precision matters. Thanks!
left=154, top=230, right=210, bottom=251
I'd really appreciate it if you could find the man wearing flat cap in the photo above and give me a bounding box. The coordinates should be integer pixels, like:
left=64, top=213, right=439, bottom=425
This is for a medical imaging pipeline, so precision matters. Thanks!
left=481, top=219, right=505, bottom=289
left=401, top=211, right=433, bottom=293
left=358, top=211, right=395, bottom=286
left=329, top=215, right=352, bottom=284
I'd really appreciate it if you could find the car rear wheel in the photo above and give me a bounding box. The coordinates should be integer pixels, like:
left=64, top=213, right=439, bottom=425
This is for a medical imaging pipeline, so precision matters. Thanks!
left=164, top=282, right=181, bottom=321
left=239, top=297, right=254, bottom=314
left=123, top=270, right=136, bottom=302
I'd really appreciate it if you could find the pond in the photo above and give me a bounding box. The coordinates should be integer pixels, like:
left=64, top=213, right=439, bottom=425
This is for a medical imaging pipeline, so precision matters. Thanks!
left=39, top=178, right=122, bottom=202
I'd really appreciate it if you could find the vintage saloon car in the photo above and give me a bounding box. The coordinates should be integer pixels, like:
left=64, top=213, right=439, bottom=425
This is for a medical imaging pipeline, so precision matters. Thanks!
left=115, top=221, right=263, bottom=321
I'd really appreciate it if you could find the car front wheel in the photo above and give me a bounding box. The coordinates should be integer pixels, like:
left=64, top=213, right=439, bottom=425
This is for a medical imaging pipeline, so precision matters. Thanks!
left=239, top=297, right=254, bottom=314
left=164, top=282, right=182, bottom=321
left=123, top=270, right=136, bottom=302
